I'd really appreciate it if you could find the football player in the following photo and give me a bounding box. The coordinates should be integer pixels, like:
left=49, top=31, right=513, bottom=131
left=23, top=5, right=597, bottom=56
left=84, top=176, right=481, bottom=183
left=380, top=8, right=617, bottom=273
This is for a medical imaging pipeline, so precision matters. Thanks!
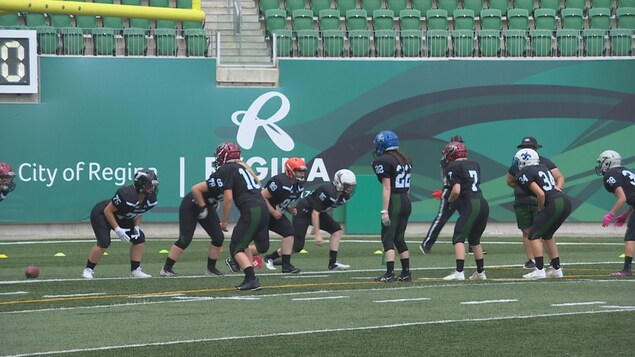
left=291, top=169, right=356, bottom=271
left=514, top=148, right=571, bottom=280
left=506, top=137, right=564, bottom=269
left=82, top=169, right=159, bottom=279
left=0, top=162, right=16, bottom=202
left=420, top=134, right=463, bottom=254
left=595, top=150, right=634, bottom=277
left=212, top=142, right=269, bottom=291
left=159, top=165, right=226, bottom=277
left=372, top=130, right=413, bottom=282
left=441, top=141, right=489, bottom=281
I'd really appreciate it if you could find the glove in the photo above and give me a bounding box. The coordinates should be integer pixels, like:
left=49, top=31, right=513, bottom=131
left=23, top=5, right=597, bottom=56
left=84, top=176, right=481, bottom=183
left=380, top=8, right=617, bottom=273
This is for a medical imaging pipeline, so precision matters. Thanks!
left=602, top=212, right=615, bottom=227
left=615, top=213, right=629, bottom=227
left=197, top=206, right=208, bottom=220
left=115, top=227, right=131, bottom=242
left=431, top=190, right=443, bottom=200
left=381, top=213, right=391, bottom=227
left=130, top=225, right=141, bottom=240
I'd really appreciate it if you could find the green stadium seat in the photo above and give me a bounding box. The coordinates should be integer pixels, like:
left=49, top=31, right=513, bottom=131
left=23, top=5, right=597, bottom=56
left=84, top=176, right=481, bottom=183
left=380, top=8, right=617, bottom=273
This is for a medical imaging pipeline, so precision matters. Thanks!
left=505, top=29, right=527, bottom=56
left=513, top=0, right=534, bottom=15
left=610, top=28, right=633, bottom=55
left=588, top=8, right=611, bottom=30
left=463, top=0, right=484, bottom=17
left=400, top=29, right=422, bottom=56
left=93, top=0, right=114, bottom=3
left=557, top=29, right=580, bottom=56
left=480, top=9, right=502, bottom=30
left=590, top=0, right=611, bottom=10
left=0, top=13, right=22, bottom=28
left=292, top=9, right=314, bottom=30
left=286, top=0, right=308, bottom=16
left=534, top=8, right=557, bottom=31
left=531, top=29, right=553, bottom=56
left=311, top=0, right=332, bottom=17
left=488, top=0, right=509, bottom=17
left=322, top=29, right=345, bottom=56
left=387, top=0, right=408, bottom=14
left=617, top=7, right=635, bottom=29
left=156, top=19, right=177, bottom=29
left=184, top=28, right=208, bottom=56
left=412, top=0, right=433, bottom=16
left=478, top=29, right=501, bottom=56
left=25, top=13, right=47, bottom=27
left=619, top=0, right=635, bottom=7
left=128, top=18, right=152, bottom=30
left=361, top=0, right=382, bottom=15
left=452, top=29, right=474, bottom=56
left=349, top=29, right=371, bottom=56
left=296, top=29, right=319, bottom=57
left=346, top=9, right=368, bottom=30
left=124, top=28, right=147, bottom=55
left=122, top=0, right=142, bottom=5
left=374, top=29, right=397, bottom=57
left=102, top=16, right=124, bottom=31
left=427, top=29, right=448, bottom=56
left=265, top=9, right=288, bottom=36
left=437, top=0, right=459, bottom=16
left=426, top=9, right=448, bottom=30
left=373, top=9, right=395, bottom=30
left=260, top=0, right=281, bottom=16
left=176, top=0, right=193, bottom=8
left=319, top=9, right=341, bottom=30
left=583, top=28, right=606, bottom=56
left=49, top=14, right=72, bottom=28
left=561, top=8, right=584, bottom=30
left=92, top=27, right=116, bottom=56
left=75, top=14, right=98, bottom=34
left=336, top=0, right=358, bottom=15
left=176, top=0, right=205, bottom=28
left=453, top=9, right=475, bottom=30
left=149, top=0, right=170, bottom=7
left=155, top=28, right=177, bottom=56
left=399, top=9, right=422, bottom=30
left=564, top=0, right=586, bottom=11
left=538, top=0, right=561, bottom=13
left=273, top=29, right=294, bottom=57
left=507, top=8, right=529, bottom=30
left=60, top=27, right=84, bottom=55
left=36, top=27, right=59, bottom=54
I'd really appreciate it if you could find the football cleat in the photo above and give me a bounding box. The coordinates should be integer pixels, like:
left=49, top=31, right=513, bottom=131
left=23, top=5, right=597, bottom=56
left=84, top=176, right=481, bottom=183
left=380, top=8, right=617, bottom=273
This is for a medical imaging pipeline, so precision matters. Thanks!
left=263, top=256, right=276, bottom=270
left=546, top=266, right=564, bottom=279
left=397, top=271, right=412, bottom=282
left=610, top=270, right=632, bottom=277
left=82, top=268, right=94, bottom=279
left=374, top=273, right=395, bottom=282
left=159, top=267, right=177, bottom=277
left=282, top=264, right=301, bottom=274
left=419, top=243, right=431, bottom=255
left=205, top=267, right=224, bottom=276
left=442, top=270, right=465, bottom=281
left=328, top=262, right=350, bottom=271
left=225, top=257, right=241, bottom=273
left=235, top=278, right=261, bottom=291
left=130, top=267, right=151, bottom=278
left=469, top=271, right=487, bottom=281
left=523, top=268, right=546, bottom=280
left=523, top=260, right=536, bottom=269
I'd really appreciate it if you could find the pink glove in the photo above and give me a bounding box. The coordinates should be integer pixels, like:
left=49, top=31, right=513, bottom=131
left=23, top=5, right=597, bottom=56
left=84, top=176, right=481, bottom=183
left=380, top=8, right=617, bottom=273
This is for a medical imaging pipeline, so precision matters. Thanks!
left=431, top=190, right=443, bottom=200
left=602, top=212, right=615, bottom=227
left=615, top=213, right=629, bottom=227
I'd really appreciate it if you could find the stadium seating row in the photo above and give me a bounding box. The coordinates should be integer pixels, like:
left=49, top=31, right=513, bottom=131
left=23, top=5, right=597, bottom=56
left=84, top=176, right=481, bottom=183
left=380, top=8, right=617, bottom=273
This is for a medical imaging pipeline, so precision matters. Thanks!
left=273, top=28, right=634, bottom=57
left=265, top=7, right=635, bottom=33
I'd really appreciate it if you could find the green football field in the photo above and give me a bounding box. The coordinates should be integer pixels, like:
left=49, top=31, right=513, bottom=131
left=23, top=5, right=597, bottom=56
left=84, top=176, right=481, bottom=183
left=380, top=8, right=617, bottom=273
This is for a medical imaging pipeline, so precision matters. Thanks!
left=0, top=235, right=633, bottom=356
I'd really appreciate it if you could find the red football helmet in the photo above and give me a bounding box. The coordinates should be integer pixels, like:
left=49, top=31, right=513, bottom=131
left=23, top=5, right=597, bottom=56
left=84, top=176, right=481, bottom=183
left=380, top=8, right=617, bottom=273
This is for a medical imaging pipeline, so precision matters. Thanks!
left=214, top=142, right=241, bottom=167
left=284, top=157, right=307, bottom=182
left=0, top=162, right=16, bottom=192
left=442, top=141, right=468, bottom=166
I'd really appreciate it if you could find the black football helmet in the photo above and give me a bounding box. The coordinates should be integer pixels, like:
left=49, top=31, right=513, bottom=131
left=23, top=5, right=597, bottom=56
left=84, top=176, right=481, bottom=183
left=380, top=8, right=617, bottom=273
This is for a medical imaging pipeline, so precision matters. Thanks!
left=133, top=169, right=159, bottom=195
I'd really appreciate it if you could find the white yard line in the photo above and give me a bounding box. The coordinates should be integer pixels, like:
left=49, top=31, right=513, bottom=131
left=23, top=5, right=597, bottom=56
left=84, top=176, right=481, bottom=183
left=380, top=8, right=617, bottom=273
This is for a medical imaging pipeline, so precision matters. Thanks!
left=42, top=293, right=107, bottom=298
left=461, top=299, right=518, bottom=305
left=375, top=298, right=431, bottom=303
left=292, top=296, right=349, bottom=301
left=0, top=291, right=28, bottom=296
left=551, top=301, right=606, bottom=307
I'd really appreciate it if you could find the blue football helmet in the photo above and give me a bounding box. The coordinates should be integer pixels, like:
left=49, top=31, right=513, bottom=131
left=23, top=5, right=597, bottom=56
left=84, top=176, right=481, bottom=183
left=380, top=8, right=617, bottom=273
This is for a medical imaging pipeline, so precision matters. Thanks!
left=373, top=130, right=399, bottom=157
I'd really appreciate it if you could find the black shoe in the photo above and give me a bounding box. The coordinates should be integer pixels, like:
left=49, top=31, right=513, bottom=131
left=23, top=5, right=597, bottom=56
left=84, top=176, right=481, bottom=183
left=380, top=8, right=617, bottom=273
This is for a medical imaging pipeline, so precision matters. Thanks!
left=419, top=243, right=431, bottom=255
left=272, top=257, right=283, bottom=266
left=205, top=267, right=224, bottom=276
left=159, top=267, right=177, bottom=277
left=374, top=273, right=395, bottom=282
left=225, top=257, right=241, bottom=273
left=397, top=271, right=412, bottom=282
left=523, top=260, right=536, bottom=269
left=235, top=278, right=261, bottom=291
left=282, top=264, right=301, bottom=274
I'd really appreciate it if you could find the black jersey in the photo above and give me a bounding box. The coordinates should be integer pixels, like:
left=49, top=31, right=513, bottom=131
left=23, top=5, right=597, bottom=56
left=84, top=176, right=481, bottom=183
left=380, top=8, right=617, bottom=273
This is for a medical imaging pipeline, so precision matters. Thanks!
left=372, top=151, right=413, bottom=194
left=603, top=166, right=635, bottom=206
left=297, top=183, right=350, bottom=213
left=203, top=172, right=225, bottom=206
left=212, top=162, right=263, bottom=207
left=445, top=159, right=484, bottom=199
left=509, top=156, right=557, bottom=205
left=264, top=173, right=304, bottom=211
left=111, top=185, right=158, bottom=221
left=516, top=164, right=561, bottom=200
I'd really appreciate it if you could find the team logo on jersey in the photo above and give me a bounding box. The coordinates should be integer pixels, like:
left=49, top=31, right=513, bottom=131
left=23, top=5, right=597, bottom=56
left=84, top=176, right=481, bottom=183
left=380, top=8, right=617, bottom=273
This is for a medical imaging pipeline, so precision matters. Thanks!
left=232, top=92, right=295, bottom=152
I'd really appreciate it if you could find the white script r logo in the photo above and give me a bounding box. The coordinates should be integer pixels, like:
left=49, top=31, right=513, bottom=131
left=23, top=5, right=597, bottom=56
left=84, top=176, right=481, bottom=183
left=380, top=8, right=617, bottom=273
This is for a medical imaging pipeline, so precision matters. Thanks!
left=232, top=92, right=295, bottom=152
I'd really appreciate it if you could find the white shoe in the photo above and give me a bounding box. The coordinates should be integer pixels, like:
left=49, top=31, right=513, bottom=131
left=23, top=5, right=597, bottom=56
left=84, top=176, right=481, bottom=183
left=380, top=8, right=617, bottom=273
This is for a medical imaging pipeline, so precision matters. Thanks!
left=443, top=270, right=465, bottom=281
left=469, top=271, right=487, bottom=281
left=82, top=268, right=94, bottom=279
left=130, top=267, right=151, bottom=278
left=546, top=266, right=564, bottom=278
left=523, top=268, right=546, bottom=280
left=263, top=257, right=276, bottom=270
left=329, top=262, right=350, bottom=271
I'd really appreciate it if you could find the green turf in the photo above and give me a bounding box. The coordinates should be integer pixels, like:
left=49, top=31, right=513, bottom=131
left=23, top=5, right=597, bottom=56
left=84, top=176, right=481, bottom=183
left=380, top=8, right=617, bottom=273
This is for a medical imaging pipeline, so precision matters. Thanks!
left=0, top=236, right=632, bottom=356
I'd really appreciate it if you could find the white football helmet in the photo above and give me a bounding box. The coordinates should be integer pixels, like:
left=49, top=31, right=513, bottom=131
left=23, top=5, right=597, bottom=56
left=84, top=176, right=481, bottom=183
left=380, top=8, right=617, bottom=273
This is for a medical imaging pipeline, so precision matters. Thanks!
left=595, top=150, right=621, bottom=175
left=514, top=148, right=540, bottom=170
left=333, top=169, right=357, bottom=195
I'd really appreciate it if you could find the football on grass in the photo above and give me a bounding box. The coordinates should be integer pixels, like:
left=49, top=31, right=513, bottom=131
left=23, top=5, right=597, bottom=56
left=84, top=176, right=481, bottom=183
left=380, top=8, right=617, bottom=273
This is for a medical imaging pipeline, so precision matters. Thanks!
left=25, top=265, right=39, bottom=279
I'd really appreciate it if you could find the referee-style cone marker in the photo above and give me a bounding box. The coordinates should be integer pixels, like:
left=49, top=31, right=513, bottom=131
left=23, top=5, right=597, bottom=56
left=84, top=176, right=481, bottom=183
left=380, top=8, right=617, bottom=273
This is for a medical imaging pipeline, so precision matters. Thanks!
left=159, top=249, right=169, bottom=254
left=0, top=253, right=8, bottom=259
left=299, top=249, right=308, bottom=254
left=374, top=250, right=383, bottom=255
left=103, top=252, right=109, bottom=256
left=619, top=253, right=626, bottom=258
left=54, top=252, right=66, bottom=257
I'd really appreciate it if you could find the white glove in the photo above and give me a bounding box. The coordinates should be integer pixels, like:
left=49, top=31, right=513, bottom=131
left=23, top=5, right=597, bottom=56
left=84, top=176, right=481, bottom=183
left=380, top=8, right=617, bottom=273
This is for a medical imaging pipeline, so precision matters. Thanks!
left=131, top=225, right=141, bottom=240
left=115, top=227, right=131, bottom=242
left=198, top=206, right=208, bottom=220
left=382, top=216, right=391, bottom=227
